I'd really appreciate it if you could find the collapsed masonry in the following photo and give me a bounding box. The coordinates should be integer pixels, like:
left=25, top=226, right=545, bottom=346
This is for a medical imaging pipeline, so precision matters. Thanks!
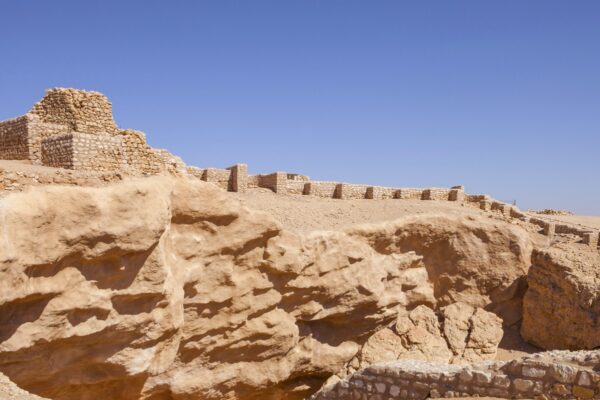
left=0, top=88, right=185, bottom=174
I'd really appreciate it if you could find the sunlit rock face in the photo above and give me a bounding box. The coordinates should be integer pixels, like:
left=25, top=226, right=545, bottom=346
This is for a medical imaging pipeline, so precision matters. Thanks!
left=0, top=177, right=532, bottom=399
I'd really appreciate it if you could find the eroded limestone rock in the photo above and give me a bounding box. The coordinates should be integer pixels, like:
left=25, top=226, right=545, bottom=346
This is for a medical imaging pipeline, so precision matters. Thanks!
left=521, top=246, right=600, bottom=350
left=0, top=177, right=531, bottom=399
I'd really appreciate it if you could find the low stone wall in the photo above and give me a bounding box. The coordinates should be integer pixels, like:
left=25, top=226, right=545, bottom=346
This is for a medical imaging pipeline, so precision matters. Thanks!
left=304, top=181, right=339, bottom=198
left=312, top=351, right=600, bottom=400
left=335, top=183, right=370, bottom=199
left=422, top=188, right=452, bottom=201
left=397, top=188, right=424, bottom=200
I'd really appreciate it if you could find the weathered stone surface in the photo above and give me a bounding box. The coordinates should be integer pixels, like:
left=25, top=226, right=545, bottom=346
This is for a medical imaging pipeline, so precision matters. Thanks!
left=0, top=177, right=529, bottom=400
left=348, top=303, right=503, bottom=373
left=347, top=214, right=533, bottom=325
left=521, top=246, right=600, bottom=350
left=0, top=373, right=48, bottom=400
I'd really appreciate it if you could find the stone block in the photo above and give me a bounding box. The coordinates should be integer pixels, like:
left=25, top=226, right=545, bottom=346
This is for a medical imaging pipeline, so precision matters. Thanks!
left=227, top=163, right=248, bottom=193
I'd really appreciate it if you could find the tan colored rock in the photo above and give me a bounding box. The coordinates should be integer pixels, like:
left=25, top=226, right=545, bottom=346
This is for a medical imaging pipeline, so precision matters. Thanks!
left=352, top=303, right=503, bottom=371
left=443, top=303, right=504, bottom=363
left=347, top=214, right=533, bottom=325
left=0, top=177, right=524, bottom=399
left=0, top=373, right=48, bottom=400
left=394, top=305, right=454, bottom=363
left=521, top=246, right=600, bottom=350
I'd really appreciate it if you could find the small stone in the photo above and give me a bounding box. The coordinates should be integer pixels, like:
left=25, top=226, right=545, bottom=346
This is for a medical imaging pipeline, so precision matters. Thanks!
left=551, top=383, right=570, bottom=396
left=522, top=366, right=546, bottom=378
left=572, top=385, right=595, bottom=399
left=473, top=370, right=492, bottom=384
left=389, top=385, right=400, bottom=396
left=458, top=369, right=473, bottom=383
left=493, top=374, right=511, bottom=389
left=549, top=364, right=578, bottom=384
left=375, top=382, right=386, bottom=393
left=514, top=378, right=534, bottom=392
left=578, top=371, right=592, bottom=386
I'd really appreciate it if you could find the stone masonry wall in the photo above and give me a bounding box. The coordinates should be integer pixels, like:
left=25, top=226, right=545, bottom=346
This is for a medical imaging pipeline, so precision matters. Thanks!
left=119, top=130, right=164, bottom=174
left=29, top=88, right=118, bottom=134
left=41, top=134, right=74, bottom=169
left=27, top=119, right=70, bottom=164
left=0, top=116, right=29, bottom=160
left=42, top=133, right=124, bottom=172
left=312, top=351, right=600, bottom=400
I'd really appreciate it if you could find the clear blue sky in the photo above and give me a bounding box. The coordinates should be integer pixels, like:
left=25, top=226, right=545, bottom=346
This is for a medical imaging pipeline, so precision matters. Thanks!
left=1, top=1, right=599, bottom=214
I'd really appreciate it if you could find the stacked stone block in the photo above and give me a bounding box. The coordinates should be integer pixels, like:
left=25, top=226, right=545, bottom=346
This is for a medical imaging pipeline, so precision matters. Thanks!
left=312, top=351, right=600, bottom=400
left=120, top=130, right=164, bottom=174
left=227, top=163, right=248, bottom=193
left=397, top=188, right=424, bottom=200
left=203, top=168, right=233, bottom=190
left=334, top=183, right=370, bottom=199
left=303, top=181, right=339, bottom=198
left=286, top=180, right=309, bottom=195
left=422, top=188, right=452, bottom=201
left=0, top=116, right=30, bottom=160
left=42, top=133, right=123, bottom=172
left=29, top=88, right=118, bottom=134
left=258, top=172, right=288, bottom=194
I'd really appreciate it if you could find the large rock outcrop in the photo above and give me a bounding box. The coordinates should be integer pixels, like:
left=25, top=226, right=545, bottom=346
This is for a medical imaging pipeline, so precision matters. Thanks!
left=0, top=177, right=533, bottom=399
left=521, top=246, right=600, bottom=350
left=347, top=215, right=533, bottom=325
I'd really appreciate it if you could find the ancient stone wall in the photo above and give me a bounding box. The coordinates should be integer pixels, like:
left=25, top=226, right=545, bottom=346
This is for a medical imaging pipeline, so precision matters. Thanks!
left=202, top=168, right=232, bottom=190
left=312, top=351, right=600, bottom=400
left=0, top=116, right=30, bottom=160
left=257, top=172, right=288, bottom=193
left=29, top=88, right=118, bottom=134
left=42, top=133, right=123, bottom=172
left=27, top=119, right=70, bottom=164
left=41, top=134, right=73, bottom=169
left=119, top=130, right=164, bottom=174
left=227, top=163, right=248, bottom=193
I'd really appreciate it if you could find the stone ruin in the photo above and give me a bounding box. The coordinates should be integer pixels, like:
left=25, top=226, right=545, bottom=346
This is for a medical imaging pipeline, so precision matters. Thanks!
left=0, top=88, right=183, bottom=174
left=1, top=88, right=598, bottom=250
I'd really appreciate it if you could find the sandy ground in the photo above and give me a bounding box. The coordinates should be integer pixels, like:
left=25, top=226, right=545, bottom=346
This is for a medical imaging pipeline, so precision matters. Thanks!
left=233, top=188, right=493, bottom=234
left=531, top=213, right=600, bottom=230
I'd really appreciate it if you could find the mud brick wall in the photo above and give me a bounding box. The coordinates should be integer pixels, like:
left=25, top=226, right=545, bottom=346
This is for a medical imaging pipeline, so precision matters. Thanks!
left=29, top=88, right=118, bottom=134
left=0, top=116, right=30, bottom=160
left=312, top=351, right=600, bottom=400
